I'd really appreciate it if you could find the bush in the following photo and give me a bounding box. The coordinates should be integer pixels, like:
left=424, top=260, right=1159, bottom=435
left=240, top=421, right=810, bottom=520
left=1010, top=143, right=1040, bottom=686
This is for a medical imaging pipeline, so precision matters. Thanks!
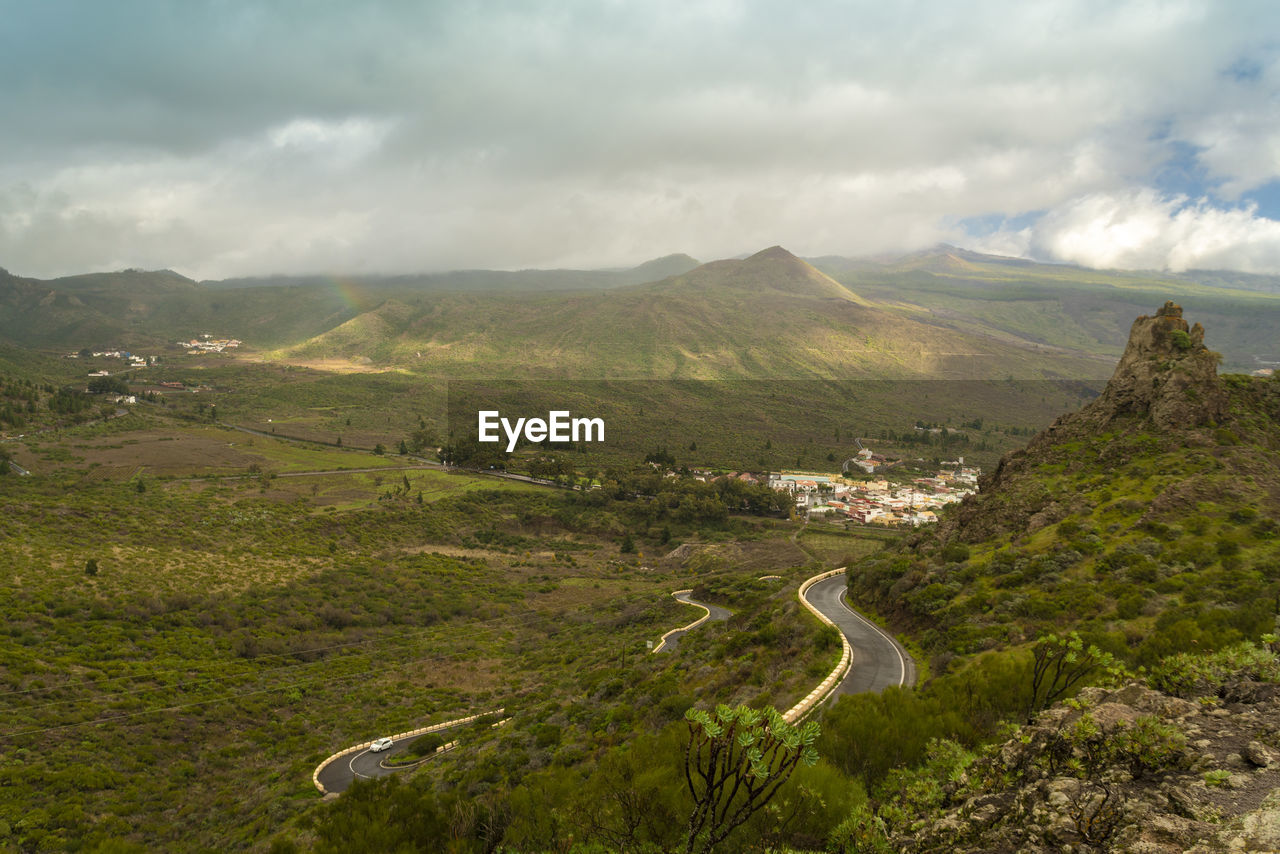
left=1148, top=641, right=1280, bottom=697
left=408, top=733, right=445, bottom=757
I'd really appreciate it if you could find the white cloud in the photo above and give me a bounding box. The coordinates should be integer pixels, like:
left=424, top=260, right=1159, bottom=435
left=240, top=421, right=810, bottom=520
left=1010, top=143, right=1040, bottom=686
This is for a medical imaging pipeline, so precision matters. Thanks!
left=1, top=1, right=1279, bottom=277
left=971, top=189, right=1280, bottom=273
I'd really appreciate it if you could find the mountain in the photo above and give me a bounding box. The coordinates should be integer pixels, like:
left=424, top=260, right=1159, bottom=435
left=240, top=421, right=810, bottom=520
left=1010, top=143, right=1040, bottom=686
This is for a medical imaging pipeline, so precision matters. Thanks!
left=851, top=301, right=1280, bottom=664
left=202, top=253, right=702, bottom=292
left=832, top=302, right=1280, bottom=851
left=809, top=247, right=1280, bottom=372
left=3, top=246, right=1279, bottom=379
left=0, top=268, right=131, bottom=348
left=280, top=245, right=1111, bottom=379
left=944, top=301, right=1233, bottom=542
left=649, top=245, right=868, bottom=303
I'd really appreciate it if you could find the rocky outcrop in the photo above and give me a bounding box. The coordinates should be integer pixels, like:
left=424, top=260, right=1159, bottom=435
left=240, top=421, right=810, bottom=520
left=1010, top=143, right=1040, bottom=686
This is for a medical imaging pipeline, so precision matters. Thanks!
left=1077, top=301, right=1226, bottom=432
left=894, top=681, right=1280, bottom=853
left=942, top=302, right=1227, bottom=543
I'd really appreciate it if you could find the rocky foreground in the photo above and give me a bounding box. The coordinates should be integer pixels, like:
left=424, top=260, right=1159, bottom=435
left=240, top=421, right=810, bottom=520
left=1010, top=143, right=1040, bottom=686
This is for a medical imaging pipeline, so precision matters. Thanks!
left=895, top=675, right=1280, bottom=853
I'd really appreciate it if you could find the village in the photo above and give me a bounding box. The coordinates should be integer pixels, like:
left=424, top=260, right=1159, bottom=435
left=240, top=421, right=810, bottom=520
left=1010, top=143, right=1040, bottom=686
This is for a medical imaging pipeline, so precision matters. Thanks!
left=61, top=333, right=240, bottom=381
left=179, top=334, right=242, bottom=353
left=766, top=453, right=981, bottom=526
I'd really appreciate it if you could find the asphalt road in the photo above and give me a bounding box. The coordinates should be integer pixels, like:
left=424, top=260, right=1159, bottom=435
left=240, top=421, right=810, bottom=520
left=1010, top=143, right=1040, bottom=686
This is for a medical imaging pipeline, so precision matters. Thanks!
left=315, top=732, right=444, bottom=795
left=654, top=592, right=732, bottom=653
left=803, top=573, right=916, bottom=697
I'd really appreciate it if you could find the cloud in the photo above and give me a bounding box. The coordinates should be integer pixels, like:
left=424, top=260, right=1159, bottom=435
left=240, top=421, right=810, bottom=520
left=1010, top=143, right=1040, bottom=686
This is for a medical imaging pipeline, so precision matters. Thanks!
left=969, top=189, right=1280, bottom=273
left=1, top=0, right=1279, bottom=277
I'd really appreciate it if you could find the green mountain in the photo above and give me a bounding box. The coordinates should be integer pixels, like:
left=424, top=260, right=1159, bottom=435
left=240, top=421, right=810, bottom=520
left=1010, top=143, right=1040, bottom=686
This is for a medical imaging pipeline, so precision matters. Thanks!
left=851, top=300, right=1280, bottom=665
left=828, top=300, right=1280, bottom=854
left=810, top=246, right=1280, bottom=372
left=201, top=253, right=702, bottom=291
left=2, top=246, right=1279, bottom=380
left=280, top=246, right=1112, bottom=379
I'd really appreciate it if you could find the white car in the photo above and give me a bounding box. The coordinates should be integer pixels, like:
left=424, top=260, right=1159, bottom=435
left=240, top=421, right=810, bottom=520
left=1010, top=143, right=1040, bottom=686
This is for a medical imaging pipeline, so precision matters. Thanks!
left=369, top=737, right=394, bottom=753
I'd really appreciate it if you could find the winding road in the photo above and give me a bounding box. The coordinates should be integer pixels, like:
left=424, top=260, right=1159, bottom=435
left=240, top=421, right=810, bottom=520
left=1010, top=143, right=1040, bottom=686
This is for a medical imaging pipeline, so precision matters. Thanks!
left=653, top=591, right=732, bottom=653
left=315, top=733, right=446, bottom=795
left=802, top=572, right=916, bottom=696
left=313, top=573, right=912, bottom=795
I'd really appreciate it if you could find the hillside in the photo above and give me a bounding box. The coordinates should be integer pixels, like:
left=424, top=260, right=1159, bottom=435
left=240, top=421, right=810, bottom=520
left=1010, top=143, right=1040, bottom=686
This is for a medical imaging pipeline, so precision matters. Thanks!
left=281, top=246, right=1112, bottom=379
left=812, top=247, right=1280, bottom=372
left=0, top=268, right=131, bottom=347
left=820, top=303, right=1280, bottom=852
left=2, top=248, right=1278, bottom=379
left=849, top=300, right=1280, bottom=665
left=201, top=253, right=701, bottom=292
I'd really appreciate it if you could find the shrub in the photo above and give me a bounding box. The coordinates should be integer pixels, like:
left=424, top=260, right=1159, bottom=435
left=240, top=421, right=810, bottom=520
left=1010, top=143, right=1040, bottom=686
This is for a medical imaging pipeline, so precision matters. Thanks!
left=1148, top=641, right=1280, bottom=697
left=408, top=733, right=445, bottom=757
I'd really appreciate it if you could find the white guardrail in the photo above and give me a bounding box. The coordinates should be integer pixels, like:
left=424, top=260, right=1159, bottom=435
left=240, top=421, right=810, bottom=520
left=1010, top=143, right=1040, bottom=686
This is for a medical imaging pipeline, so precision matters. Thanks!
left=312, top=708, right=504, bottom=794
left=650, top=589, right=712, bottom=654
left=783, top=568, right=852, bottom=724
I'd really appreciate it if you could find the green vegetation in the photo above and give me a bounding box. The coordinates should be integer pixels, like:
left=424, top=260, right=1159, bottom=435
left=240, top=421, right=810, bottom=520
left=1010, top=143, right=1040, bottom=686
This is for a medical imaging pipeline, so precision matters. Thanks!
left=2, top=279, right=1280, bottom=851
left=682, top=704, right=820, bottom=853
left=0, top=414, right=852, bottom=850
left=848, top=374, right=1280, bottom=677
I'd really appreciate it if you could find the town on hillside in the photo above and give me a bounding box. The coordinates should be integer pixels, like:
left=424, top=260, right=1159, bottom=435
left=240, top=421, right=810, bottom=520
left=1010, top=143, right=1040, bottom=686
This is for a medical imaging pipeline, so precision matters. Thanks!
left=767, top=458, right=981, bottom=526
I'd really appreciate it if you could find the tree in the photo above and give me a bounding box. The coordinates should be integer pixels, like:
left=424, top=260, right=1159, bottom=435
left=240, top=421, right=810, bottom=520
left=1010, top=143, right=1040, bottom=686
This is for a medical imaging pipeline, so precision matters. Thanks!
left=406, top=423, right=440, bottom=454
left=620, top=531, right=636, bottom=554
left=87, top=375, right=129, bottom=395
left=1027, top=632, right=1126, bottom=722
left=683, top=705, right=819, bottom=853
left=84, top=558, right=98, bottom=576
left=373, top=443, right=385, bottom=456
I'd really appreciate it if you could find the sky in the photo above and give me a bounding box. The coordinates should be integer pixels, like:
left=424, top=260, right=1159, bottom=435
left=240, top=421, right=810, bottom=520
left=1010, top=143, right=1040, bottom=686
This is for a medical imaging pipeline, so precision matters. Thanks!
left=2, top=0, right=1279, bottom=280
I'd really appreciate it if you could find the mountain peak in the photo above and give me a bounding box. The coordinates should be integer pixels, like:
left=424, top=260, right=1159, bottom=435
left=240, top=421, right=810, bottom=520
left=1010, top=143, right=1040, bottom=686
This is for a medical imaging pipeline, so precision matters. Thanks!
left=747, top=245, right=801, bottom=262
left=1085, top=301, right=1225, bottom=431
left=651, top=246, right=867, bottom=303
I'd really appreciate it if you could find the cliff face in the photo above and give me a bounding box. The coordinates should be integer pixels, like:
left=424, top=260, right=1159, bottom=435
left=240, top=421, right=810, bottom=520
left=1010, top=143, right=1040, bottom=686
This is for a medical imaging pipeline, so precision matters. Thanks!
left=942, top=302, right=1228, bottom=543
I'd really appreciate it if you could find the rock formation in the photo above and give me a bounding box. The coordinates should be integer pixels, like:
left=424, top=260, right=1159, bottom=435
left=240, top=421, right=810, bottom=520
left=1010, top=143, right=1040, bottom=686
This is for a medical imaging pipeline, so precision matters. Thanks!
left=942, top=302, right=1228, bottom=543
left=1079, top=301, right=1226, bottom=432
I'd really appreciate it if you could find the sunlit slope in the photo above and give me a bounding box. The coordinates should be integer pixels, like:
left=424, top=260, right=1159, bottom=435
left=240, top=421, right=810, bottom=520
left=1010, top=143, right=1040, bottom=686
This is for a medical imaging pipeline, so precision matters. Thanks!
left=279, top=247, right=1113, bottom=379
left=814, top=247, right=1280, bottom=371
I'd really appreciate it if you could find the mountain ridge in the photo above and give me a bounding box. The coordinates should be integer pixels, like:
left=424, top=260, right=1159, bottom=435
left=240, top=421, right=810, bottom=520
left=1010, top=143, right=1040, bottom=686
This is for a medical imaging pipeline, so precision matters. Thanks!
left=1, top=247, right=1278, bottom=375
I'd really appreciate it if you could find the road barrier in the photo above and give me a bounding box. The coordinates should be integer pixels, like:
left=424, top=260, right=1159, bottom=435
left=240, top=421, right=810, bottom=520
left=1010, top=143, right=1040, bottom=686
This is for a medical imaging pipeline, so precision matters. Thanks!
left=377, top=740, right=458, bottom=771
left=312, top=708, right=504, bottom=794
left=651, top=590, right=712, bottom=653
left=783, top=569, right=852, bottom=724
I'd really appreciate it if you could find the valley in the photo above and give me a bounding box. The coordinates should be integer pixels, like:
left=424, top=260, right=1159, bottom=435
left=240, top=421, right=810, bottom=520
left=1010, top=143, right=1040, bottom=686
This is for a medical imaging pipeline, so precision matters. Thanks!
left=3, top=248, right=1280, bottom=852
